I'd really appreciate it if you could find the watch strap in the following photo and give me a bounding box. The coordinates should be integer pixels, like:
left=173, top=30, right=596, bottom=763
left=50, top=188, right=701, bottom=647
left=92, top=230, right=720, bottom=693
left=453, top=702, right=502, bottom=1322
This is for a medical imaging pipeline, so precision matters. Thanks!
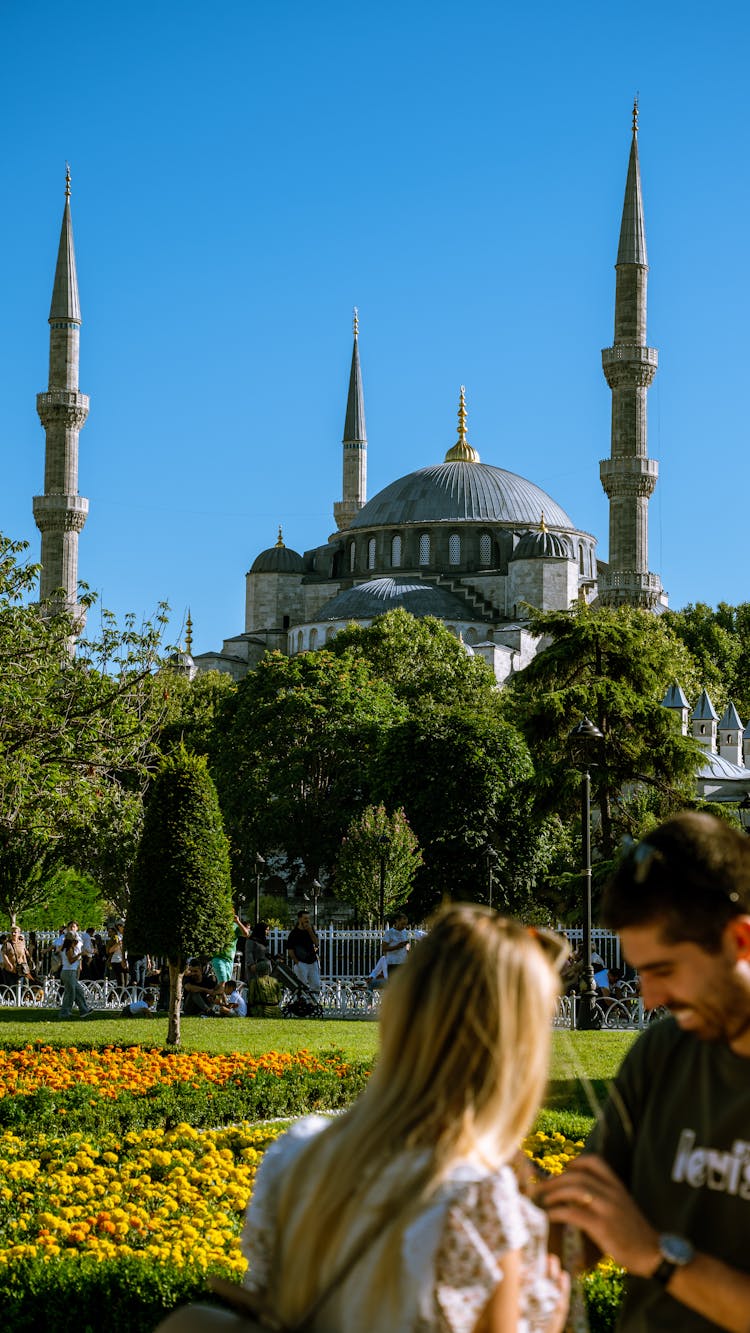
left=653, top=1257, right=677, bottom=1286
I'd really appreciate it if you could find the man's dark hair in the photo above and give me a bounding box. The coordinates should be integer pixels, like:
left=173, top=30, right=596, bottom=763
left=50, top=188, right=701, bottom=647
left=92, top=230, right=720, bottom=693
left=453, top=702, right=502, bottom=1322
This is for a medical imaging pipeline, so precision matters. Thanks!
left=603, top=810, right=750, bottom=952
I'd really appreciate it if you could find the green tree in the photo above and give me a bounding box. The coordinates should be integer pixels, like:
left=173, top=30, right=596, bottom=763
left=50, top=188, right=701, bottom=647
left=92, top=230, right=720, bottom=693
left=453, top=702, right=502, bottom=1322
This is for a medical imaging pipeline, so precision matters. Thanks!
left=125, top=749, right=234, bottom=1046
left=505, top=603, right=705, bottom=859
left=335, top=804, right=422, bottom=922
left=666, top=601, right=750, bottom=722
left=0, top=534, right=169, bottom=922
left=330, top=608, right=499, bottom=710
left=375, top=704, right=539, bottom=916
left=214, top=649, right=403, bottom=885
left=158, top=669, right=237, bottom=758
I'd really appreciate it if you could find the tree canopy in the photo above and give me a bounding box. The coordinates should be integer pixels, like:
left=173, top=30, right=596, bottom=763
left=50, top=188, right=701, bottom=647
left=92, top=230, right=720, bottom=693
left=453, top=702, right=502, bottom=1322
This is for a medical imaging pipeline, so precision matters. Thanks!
left=504, top=603, right=706, bottom=857
left=126, top=748, right=234, bottom=1045
left=0, top=534, right=168, bottom=924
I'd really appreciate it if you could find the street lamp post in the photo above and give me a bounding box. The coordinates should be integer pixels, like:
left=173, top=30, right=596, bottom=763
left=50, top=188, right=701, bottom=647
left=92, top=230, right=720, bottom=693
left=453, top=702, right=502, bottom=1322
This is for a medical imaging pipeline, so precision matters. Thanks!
left=310, top=879, right=322, bottom=931
left=377, top=835, right=389, bottom=930
left=254, top=852, right=266, bottom=927
left=567, top=717, right=604, bottom=1031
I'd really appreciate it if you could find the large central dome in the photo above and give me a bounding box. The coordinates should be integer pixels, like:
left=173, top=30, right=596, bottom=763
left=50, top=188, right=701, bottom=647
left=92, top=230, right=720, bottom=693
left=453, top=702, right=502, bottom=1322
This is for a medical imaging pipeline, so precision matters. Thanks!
left=348, top=460, right=574, bottom=530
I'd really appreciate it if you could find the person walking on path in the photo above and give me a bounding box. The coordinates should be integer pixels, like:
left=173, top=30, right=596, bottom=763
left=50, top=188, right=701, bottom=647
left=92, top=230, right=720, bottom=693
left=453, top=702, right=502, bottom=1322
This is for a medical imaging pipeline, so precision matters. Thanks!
left=58, top=921, right=93, bottom=1019
left=542, top=810, right=750, bottom=1332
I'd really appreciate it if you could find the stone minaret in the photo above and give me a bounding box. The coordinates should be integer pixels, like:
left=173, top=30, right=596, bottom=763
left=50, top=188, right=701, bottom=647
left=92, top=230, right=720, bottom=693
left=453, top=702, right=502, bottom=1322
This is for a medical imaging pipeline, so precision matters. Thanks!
left=33, top=167, right=89, bottom=616
left=333, top=308, right=367, bottom=531
left=599, top=103, right=663, bottom=609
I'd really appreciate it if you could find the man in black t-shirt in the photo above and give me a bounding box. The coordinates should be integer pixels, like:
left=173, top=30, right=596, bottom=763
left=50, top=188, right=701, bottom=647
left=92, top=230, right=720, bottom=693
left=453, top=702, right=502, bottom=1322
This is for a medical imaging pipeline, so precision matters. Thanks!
left=542, top=811, right=750, bottom=1331
left=286, top=910, right=321, bottom=998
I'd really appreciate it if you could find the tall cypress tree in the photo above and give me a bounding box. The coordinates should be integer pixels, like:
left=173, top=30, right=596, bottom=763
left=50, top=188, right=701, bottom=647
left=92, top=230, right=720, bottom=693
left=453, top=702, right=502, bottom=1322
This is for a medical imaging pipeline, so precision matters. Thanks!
left=126, top=748, right=234, bottom=1045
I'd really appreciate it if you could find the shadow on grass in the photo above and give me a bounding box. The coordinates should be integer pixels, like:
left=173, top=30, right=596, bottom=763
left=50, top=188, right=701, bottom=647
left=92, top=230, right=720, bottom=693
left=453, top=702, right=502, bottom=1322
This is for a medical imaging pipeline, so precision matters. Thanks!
left=0, top=1009, right=116, bottom=1024
left=547, top=1076, right=612, bottom=1118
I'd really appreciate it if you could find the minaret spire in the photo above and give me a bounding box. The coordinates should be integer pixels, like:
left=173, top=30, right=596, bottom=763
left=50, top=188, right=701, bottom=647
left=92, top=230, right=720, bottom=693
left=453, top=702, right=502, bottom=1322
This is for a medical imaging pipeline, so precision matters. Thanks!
left=33, top=169, right=89, bottom=623
left=333, top=308, right=367, bottom=531
left=599, top=107, right=663, bottom=610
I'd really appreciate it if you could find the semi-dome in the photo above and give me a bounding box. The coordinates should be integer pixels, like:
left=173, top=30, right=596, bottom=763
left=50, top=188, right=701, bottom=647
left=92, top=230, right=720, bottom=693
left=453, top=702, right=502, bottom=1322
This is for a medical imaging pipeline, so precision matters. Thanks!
left=512, top=528, right=574, bottom=561
left=349, top=461, right=575, bottom=530
left=316, top=577, right=479, bottom=622
left=250, top=542, right=304, bottom=574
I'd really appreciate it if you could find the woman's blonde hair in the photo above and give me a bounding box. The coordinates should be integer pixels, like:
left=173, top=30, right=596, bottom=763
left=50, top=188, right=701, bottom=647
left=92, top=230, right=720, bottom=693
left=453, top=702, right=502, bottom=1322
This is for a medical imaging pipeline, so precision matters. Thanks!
left=268, top=904, right=564, bottom=1324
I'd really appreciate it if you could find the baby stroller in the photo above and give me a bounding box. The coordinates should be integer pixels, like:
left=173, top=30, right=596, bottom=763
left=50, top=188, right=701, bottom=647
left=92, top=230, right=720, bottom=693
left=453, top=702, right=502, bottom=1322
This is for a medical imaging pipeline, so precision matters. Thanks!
left=272, top=958, right=324, bottom=1019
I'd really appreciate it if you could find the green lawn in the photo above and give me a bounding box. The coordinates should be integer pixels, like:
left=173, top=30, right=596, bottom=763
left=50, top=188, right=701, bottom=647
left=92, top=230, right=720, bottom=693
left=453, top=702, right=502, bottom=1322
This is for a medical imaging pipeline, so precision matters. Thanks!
left=0, top=1008, right=636, bottom=1117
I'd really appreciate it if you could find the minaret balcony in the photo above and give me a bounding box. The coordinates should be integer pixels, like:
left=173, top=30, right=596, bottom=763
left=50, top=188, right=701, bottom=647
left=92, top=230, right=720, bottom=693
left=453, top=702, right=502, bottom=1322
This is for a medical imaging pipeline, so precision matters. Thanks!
left=601, top=345, right=657, bottom=389
left=599, top=457, right=658, bottom=498
left=36, top=390, right=90, bottom=429
left=32, top=493, right=89, bottom=533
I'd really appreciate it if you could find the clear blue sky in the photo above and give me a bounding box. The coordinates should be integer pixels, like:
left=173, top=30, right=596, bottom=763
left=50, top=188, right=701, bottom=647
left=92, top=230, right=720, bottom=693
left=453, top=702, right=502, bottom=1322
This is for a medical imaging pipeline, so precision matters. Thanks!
left=3, top=0, right=749, bottom=655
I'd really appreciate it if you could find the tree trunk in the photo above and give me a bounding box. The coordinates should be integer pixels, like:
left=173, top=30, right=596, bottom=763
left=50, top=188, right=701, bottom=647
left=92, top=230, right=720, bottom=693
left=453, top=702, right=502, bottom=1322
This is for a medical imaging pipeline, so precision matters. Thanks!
left=167, top=960, right=183, bottom=1047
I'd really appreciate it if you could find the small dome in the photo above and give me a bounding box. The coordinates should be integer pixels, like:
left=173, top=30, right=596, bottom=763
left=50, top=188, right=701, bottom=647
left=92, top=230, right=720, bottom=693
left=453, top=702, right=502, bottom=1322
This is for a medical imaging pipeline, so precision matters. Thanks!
left=166, top=650, right=196, bottom=677
left=250, top=544, right=304, bottom=574
left=512, top=528, right=574, bottom=561
left=315, top=577, right=480, bottom=623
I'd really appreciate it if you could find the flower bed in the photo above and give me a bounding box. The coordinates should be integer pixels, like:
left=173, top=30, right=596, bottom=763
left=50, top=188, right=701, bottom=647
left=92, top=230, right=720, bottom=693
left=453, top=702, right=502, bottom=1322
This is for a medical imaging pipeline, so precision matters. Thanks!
left=0, top=1045, right=370, bottom=1135
left=0, top=1047, right=623, bottom=1332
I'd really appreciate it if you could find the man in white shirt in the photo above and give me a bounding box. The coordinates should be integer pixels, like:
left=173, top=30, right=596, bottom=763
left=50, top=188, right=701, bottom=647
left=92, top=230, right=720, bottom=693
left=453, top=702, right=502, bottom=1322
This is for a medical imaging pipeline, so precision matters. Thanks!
left=381, top=913, right=410, bottom=979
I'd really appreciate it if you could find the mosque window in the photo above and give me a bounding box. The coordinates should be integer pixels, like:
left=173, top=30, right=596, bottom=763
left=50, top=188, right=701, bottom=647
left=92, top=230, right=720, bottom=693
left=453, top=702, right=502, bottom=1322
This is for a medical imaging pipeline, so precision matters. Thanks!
left=391, top=534, right=402, bottom=567
left=297, top=631, right=303, bottom=653
left=309, top=628, right=318, bottom=649
left=466, top=627, right=478, bottom=645
left=325, top=627, right=335, bottom=642
left=449, top=533, right=461, bottom=566
left=349, top=541, right=356, bottom=572
left=479, top=532, right=492, bottom=566
left=282, top=615, right=290, bottom=630
left=579, top=547, right=585, bottom=574
left=367, top=538, right=376, bottom=570
left=419, top=533, right=430, bottom=566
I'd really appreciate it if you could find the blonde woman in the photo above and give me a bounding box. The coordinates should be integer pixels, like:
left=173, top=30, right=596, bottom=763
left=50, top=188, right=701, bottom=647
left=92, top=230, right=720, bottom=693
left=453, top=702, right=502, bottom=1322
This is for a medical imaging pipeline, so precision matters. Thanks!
left=157, top=905, right=570, bottom=1333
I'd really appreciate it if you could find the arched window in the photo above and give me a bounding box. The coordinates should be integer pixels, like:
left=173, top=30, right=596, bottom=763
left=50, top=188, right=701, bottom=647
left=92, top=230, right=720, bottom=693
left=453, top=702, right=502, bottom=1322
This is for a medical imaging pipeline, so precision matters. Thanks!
left=479, top=532, right=492, bottom=566
left=419, top=533, right=430, bottom=566
left=309, top=628, right=318, bottom=649
left=579, top=546, right=585, bottom=574
left=349, top=541, right=356, bottom=572
left=391, top=534, right=402, bottom=567
left=297, top=631, right=304, bottom=653
left=367, top=537, right=376, bottom=570
left=466, top=627, right=478, bottom=645
left=449, top=532, right=461, bottom=566
left=325, top=626, right=335, bottom=642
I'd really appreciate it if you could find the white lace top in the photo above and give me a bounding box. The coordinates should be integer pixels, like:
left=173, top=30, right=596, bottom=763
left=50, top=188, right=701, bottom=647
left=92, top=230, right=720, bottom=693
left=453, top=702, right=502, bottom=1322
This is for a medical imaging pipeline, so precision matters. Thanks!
left=241, top=1116, right=560, bottom=1333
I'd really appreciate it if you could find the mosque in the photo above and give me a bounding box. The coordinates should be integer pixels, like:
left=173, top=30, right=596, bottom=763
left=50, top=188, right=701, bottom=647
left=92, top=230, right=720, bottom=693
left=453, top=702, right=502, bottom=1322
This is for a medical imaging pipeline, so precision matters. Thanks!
left=34, top=106, right=665, bottom=691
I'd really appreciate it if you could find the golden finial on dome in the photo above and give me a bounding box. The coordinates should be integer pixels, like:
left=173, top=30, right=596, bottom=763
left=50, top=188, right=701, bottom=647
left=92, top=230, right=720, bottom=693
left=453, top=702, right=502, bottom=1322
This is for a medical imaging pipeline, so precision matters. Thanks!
left=65, top=162, right=71, bottom=199
left=185, top=609, right=193, bottom=655
left=276, top=525, right=285, bottom=548
left=632, top=95, right=639, bottom=134
left=444, top=385, right=480, bottom=463
left=539, top=511, right=547, bottom=532
left=353, top=306, right=359, bottom=338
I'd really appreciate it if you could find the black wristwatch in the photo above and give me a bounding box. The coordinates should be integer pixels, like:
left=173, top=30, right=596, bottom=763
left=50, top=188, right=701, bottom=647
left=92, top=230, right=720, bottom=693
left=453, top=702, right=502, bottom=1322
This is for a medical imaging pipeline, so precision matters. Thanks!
left=653, top=1234, right=695, bottom=1286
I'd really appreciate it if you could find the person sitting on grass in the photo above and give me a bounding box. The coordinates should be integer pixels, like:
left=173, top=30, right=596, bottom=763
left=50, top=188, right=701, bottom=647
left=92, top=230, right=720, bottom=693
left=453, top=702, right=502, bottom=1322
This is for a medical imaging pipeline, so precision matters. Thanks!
left=245, top=960, right=282, bottom=1019
left=218, top=979, right=247, bottom=1018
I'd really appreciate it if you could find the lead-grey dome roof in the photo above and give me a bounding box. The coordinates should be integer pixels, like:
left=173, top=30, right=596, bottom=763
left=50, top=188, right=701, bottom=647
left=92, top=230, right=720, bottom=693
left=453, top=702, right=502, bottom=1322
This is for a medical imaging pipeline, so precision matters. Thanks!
left=349, top=461, right=574, bottom=530
left=250, top=544, right=304, bottom=574
left=316, top=577, right=479, bottom=622
left=512, top=529, right=574, bottom=561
